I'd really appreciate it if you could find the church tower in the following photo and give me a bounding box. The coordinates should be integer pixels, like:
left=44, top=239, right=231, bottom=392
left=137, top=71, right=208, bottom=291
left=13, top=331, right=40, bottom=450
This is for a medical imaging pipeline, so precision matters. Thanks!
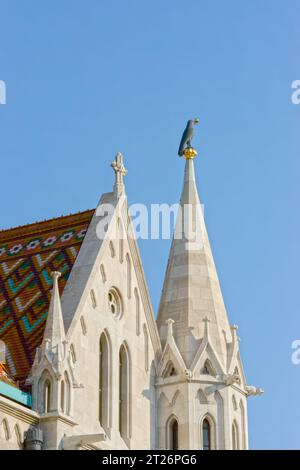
left=156, top=144, right=262, bottom=450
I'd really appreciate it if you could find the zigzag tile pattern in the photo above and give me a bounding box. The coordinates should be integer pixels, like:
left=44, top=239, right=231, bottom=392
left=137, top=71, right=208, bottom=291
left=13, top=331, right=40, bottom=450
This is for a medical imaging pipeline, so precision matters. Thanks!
left=0, top=209, right=94, bottom=385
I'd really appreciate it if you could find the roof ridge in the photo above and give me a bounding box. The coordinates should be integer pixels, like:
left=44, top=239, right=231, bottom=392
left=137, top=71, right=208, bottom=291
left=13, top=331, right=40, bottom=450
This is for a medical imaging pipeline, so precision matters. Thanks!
left=0, top=209, right=95, bottom=240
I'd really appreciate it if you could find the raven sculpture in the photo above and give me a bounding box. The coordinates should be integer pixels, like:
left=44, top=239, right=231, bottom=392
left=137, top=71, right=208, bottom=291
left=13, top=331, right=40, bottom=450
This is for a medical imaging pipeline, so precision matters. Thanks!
left=178, top=118, right=199, bottom=156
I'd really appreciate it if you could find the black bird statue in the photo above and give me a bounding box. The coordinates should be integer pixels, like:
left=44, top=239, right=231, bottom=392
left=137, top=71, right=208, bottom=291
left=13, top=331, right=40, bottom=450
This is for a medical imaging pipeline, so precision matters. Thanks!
left=178, top=118, right=199, bottom=156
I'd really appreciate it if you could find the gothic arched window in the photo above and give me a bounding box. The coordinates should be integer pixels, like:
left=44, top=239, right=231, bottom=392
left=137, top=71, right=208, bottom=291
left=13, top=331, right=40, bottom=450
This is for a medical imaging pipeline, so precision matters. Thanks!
left=99, top=333, right=110, bottom=429
left=38, top=371, right=53, bottom=414
left=109, top=241, right=115, bottom=258
left=170, top=418, right=179, bottom=450
left=202, top=418, right=211, bottom=450
left=2, top=419, right=10, bottom=440
left=60, top=379, right=65, bottom=412
left=118, top=219, right=124, bottom=263
left=232, top=420, right=239, bottom=450
left=64, top=371, right=71, bottom=415
left=119, top=344, right=130, bottom=440
left=90, top=289, right=97, bottom=309
left=70, top=344, right=76, bottom=364
left=100, top=264, right=107, bottom=283
left=134, top=288, right=140, bottom=335
left=163, top=361, right=177, bottom=378
left=80, top=316, right=87, bottom=335
left=14, top=424, right=22, bottom=448
left=201, top=359, right=215, bottom=376
left=44, top=380, right=51, bottom=413
left=143, top=324, right=149, bottom=372
left=126, top=254, right=132, bottom=299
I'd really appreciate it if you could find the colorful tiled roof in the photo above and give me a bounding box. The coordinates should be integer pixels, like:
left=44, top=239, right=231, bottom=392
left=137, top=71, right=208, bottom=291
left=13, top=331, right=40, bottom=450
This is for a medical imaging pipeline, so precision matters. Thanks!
left=0, top=209, right=94, bottom=386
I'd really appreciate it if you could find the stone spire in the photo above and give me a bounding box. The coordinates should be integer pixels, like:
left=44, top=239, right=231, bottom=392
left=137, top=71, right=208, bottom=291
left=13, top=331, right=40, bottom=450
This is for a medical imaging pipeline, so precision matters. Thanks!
left=111, top=152, right=127, bottom=198
left=43, top=271, right=65, bottom=347
left=157, top=156, right=232, bottom=367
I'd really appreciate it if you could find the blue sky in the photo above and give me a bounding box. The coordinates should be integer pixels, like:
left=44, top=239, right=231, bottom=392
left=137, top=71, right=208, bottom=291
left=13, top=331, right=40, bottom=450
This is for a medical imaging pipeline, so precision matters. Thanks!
left=0, top=1, right=299, bottom=449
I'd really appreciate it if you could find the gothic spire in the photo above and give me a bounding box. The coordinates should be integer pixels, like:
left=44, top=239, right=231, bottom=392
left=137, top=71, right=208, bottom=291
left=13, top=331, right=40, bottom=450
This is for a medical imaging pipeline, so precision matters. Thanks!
left=157, top=155, right=232, bottom=367
left=43, top=271, right=66, bottom=347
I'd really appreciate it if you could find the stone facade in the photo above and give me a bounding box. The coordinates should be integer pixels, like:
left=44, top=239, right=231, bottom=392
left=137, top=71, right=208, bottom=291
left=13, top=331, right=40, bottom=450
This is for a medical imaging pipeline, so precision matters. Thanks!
left=0, top=153, right=261, bottom=450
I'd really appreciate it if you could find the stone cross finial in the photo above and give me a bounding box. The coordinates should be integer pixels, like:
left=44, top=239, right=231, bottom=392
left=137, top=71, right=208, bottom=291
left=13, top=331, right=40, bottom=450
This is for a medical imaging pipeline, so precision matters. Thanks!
left=111, top=152, right=127, bottom=197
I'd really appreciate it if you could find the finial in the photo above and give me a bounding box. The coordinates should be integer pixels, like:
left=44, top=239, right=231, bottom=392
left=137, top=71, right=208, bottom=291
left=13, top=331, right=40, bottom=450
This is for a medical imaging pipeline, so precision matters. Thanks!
left=183, top=147, right=198, bottom=159
left=166, top=318, right=175, bottom=337
left=43, top=270, right=65, bottom=348
left=178, top=118, right=199, bottom=159
left=111, top=152, right=127, bottom=197
left=51, top=271, right=61, bottom=282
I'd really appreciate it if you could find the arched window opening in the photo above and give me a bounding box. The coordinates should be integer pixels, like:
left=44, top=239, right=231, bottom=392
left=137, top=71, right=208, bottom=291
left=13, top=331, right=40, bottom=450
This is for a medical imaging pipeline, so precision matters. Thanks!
left=2, top=419, right=10, bottom=441
left=64, top=371, right=71, bottom=415
left=126, top=254, right=131, bottom=299
left=118, top=219, right=124, bottom=263
left=119, top=344, right=130, bottom=440
left=143, top=324, right=149, bottom=372
left=134, top=288, right=140, bottom=336
left=44, top=379, right=51, bottom=413
left=60, top=380, right=65, bottom=412
left=80, top=315, right=87, bottom=335
left=99, top=333, right=110, bottom=429
left=170, top=419, right=179, bottom=450
left=202, top=418, right=211, bottom=450
left=201, top=360, right=215, bottom=376
left=14, top=424, right=22, bottom=448
left=90, top=289, right=97, bottom=309
left=100, top=264, right=107, bottom=283
left=70, top=343, right=76, bottom=364
left=232, top=420, right=239, bottom=450
left=162, top=361, right=177, bottom=378
left=109, top=241, right=115, bottom=258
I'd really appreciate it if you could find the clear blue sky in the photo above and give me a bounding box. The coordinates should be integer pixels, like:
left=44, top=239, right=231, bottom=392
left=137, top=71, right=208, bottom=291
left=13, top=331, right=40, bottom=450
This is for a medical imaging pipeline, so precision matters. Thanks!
left=0, top=1, right=299, bottom=449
